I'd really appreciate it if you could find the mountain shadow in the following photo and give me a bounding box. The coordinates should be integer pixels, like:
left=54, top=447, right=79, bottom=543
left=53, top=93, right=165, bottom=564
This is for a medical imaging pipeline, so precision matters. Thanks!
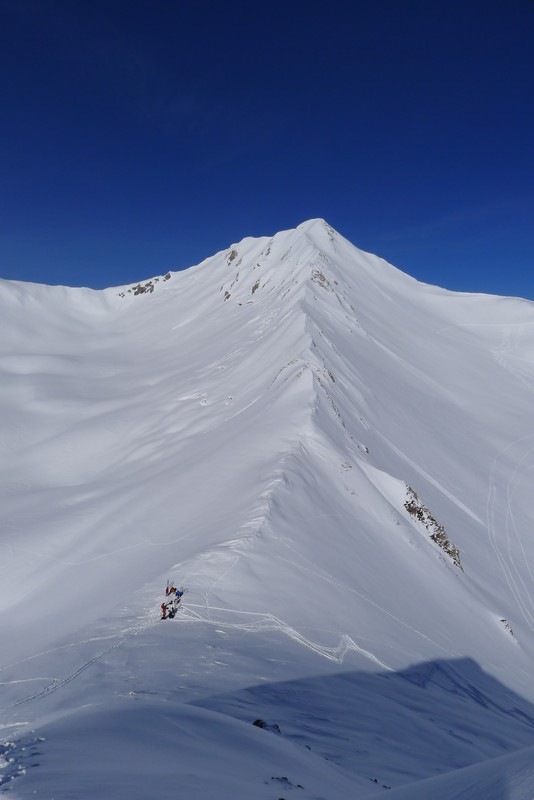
left=191, top=657, right=534, bottom=796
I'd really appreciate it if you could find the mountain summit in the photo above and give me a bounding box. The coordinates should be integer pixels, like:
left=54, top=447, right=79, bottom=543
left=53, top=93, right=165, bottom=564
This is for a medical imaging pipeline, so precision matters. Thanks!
left=2, top=221, right=534, bottom=798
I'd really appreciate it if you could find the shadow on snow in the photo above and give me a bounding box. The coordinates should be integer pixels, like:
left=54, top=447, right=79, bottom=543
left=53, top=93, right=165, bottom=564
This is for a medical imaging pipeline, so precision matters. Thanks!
left=192, top=656, right=534, bottom=794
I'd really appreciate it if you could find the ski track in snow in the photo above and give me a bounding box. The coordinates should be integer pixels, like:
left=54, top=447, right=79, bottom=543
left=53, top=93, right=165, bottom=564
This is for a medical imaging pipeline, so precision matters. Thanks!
left=200, top=551, right=393, bottom=668
left=369, top=424, right=483, bottom=525
left=271, top=530, right=462, bottom=661
left=487, top=434, right=534, bottom=630
left=0, top=606, right=159, bottom=713
left=0, top=573, right=396, bottom=717
left=0, top=620, right=155, bottom=713
left=0, top=589, right=392, bottom=716
left=203, top=554, right=241, bottom=622
left=0, top=635, right=124, bottom=674
left=182, top=603, right=392, bottom=670
left=439, top=319, right=534, bottom=395
left=0, top=637, right=131, bottom=712
left=5, top=533, right=182, bottom=567
left=438, top=320, right=534, bottom=632
left=196, top=521, right=457, bottom=667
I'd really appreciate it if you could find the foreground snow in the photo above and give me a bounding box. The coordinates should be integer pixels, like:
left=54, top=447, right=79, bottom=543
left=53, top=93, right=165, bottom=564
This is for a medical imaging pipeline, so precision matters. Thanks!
left=2, top=220, right=534, bottom=797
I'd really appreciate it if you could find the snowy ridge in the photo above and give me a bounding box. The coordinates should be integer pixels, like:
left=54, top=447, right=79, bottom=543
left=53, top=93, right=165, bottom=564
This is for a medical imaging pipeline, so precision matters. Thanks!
left=2, top=220, right=534, bottom=797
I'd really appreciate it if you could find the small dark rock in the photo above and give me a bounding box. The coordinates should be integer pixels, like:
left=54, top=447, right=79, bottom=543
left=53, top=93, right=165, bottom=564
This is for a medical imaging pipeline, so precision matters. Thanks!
left=253, top=719, right=281, bottom=734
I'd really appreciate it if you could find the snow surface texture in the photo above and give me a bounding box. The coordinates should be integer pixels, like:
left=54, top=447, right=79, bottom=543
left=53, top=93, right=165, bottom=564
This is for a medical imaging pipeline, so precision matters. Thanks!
left=2, top=218, right=534, bottom=798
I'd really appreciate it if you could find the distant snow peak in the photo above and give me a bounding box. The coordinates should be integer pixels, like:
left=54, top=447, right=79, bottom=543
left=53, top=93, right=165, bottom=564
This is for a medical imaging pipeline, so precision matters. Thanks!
left=220, top=226, right=359, bottom=324
left=113, top=219, right=343, bottom=308
left=296, top=217, right=337, bottom=243
left=6, top=216, right=534, bottom=798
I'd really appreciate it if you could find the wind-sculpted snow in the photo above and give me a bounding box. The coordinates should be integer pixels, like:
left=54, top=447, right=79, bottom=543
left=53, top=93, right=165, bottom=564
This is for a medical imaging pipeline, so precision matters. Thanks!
left=2, top=219, right=534, bottom=797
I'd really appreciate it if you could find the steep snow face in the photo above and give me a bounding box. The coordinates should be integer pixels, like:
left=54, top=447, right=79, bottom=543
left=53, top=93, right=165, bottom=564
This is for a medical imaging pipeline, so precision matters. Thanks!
left=2, top=219, right=534, bottom=797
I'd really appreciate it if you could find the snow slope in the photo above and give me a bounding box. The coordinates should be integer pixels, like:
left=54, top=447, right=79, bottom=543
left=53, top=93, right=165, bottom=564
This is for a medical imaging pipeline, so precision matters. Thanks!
left=2, top=219, right=534, bottom=797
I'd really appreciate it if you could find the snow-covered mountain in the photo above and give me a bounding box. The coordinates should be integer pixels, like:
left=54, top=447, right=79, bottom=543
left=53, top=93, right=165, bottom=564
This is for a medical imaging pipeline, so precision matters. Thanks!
left=2, top=219, right=534, bottom=798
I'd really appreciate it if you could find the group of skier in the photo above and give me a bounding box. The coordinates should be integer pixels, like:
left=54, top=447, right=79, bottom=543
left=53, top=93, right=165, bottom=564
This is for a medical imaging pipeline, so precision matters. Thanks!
left=160, top=582, right=184, bottom=619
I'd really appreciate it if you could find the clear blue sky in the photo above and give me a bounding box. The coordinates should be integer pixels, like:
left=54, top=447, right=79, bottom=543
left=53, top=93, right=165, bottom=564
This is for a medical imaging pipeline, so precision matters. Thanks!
left=1, top=0, right=532, bottom=298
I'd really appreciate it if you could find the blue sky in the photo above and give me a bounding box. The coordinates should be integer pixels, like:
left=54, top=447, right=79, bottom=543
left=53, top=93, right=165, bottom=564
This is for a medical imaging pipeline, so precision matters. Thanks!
left=1, top=0, right=532, bottom=298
